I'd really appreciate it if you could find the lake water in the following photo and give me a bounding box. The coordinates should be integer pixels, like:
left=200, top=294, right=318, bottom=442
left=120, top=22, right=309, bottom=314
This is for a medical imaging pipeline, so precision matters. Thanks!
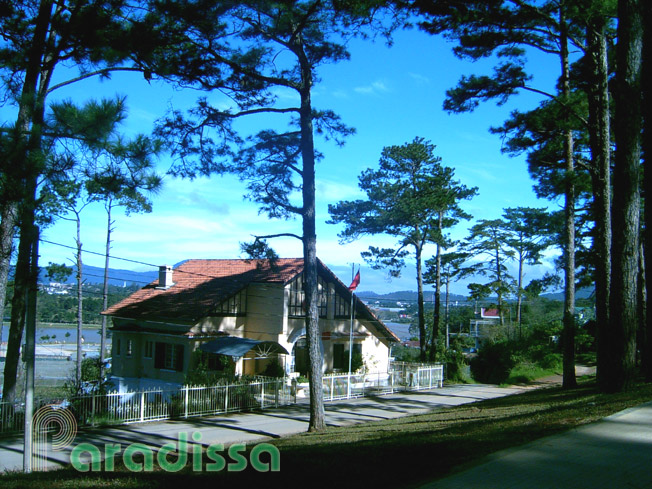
left=0, top=325, right=108, bottom=344
left=385, top=321, right=411, bottom=341
left=2, top=322, right=406, bottom=346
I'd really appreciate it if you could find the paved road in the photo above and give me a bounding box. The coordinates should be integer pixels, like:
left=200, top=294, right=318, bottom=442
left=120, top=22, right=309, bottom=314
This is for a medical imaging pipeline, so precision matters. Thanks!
left=0, top=383, right=526, bottom=473
left=420, top=400, right=652, bottom=489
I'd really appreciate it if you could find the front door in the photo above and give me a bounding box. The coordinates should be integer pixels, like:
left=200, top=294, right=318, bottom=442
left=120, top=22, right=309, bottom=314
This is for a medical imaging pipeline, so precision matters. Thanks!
left=292, top=337, right=309, bottom=376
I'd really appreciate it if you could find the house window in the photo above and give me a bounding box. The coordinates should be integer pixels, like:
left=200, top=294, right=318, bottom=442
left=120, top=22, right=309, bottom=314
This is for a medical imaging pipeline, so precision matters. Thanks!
left=126, top=340, right=133, bottom=357
left=288, top=275, right=328, bottom=318
left=115, top=338, right=121, bottom=356
left=334, top=293, right=351, bottom=318
left=144, top=341, right=153, bottom=359
left=288, top=277, right=305, bottom=317
left=154, top=342, right=185, bottom=372
left=318, top=276, right=328, bottom=318
left=214, top=289, right=247, bottom=316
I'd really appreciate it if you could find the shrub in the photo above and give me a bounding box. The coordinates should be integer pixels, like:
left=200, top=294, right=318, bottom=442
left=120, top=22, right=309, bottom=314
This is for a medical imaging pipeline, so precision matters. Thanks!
left=351, top=351, right=363, bottom=372
left=444, top=348, right=470, bottom=383
left=185, top=351, right=235, bottom=386
left=538, top=353, right=562, bottom=371
left=81, top=357, right=101, bottom=383
left=168, top=393, right=185, bottom=419
left=262, top=358, right=285, bottom=378
left=470, top=341, right=516, bottom=384
left=392, top=344, right=420, bottom=363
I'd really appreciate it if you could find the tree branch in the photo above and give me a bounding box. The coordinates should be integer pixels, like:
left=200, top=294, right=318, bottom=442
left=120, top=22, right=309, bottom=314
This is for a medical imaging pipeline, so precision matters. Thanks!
left=46, top=67, right=144, bottom=94
left=521, top=85, right=589, bottom=128
left=252, top=232, right=304, bottom=241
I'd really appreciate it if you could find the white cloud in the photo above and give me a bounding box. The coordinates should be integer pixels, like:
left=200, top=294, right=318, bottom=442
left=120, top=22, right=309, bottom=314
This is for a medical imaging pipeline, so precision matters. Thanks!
left=408, top=72, right=430, bottom=85
left=316, top=179, right=362, bottom=203
left=353, top=80, right=391, bottom=96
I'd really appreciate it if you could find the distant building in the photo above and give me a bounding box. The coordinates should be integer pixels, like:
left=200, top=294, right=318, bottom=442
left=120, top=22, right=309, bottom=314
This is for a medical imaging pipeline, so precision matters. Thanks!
left=448, top=307, right=502, bottom=351
left=402, top=340, right=420, bottom=349
left=41, top=282, right=71, bottom=295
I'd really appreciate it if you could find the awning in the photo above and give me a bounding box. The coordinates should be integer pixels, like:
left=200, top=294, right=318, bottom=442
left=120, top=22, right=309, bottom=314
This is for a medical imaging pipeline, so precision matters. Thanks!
left=199, top=336, right=289, bottom=359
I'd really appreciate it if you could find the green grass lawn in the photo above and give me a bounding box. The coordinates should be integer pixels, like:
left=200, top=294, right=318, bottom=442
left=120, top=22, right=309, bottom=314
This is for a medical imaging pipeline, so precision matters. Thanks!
left=3, top=378, right=652, bottom=489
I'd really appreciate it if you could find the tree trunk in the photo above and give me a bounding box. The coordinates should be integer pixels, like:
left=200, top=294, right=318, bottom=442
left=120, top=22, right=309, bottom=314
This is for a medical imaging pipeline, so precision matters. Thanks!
left=3, top=217, right=33, bottom=403
left=2, top=0, right=52, bottom=403
left=642, top=0, right=652, bottom=382
left=75, top=213, right=83, bottom=384
left=560, top=5, right=577, bottom=389
left=297, top=38, right=324, bottom=432
left=444, top=273, right=450, bottom=349
left=100, top=201, right=113, bottom=381
left=606, top=0, right=643, bottom=392
left=639, top=242, right=647, bottom=376
left=416, top=244, right=426, bottom=362
left=586, top=13, right=614, bottom=390
left=0, top=204, right=17, bottom=348
left=495, top=245, right=505, bottom=326
left=429, top=240, right=442, bottom=362
left=516, top=248, right=524, bottom=339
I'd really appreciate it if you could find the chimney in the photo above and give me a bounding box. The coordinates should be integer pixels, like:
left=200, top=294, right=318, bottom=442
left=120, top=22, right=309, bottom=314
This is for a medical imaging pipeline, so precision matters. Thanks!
left=158, top=265, right=174, bottom=289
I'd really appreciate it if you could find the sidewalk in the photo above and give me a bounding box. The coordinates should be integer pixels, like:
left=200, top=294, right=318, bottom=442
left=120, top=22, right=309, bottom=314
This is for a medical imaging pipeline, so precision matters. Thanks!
left=420, top=400, right=652, bottom=489
left=0, top=383, right=526, bottom=473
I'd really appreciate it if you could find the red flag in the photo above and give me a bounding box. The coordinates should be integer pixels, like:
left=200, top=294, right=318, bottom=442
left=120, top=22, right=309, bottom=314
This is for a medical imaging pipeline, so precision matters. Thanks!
left=348, top=270, right=360, bottom=291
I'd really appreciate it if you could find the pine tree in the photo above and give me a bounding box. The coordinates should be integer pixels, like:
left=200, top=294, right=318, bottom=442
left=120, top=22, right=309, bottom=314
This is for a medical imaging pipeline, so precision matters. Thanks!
left=141, top=0, right=399, bottom=432
left=328, top=137, right=476, bottom=362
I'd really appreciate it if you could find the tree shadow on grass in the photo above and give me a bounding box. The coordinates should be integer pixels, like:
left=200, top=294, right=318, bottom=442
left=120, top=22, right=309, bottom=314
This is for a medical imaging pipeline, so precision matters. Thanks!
left=4, top=380, right=652, bottom=489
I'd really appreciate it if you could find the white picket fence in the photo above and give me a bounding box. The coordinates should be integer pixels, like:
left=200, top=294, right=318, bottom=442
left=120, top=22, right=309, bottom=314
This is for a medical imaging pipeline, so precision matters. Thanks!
left=0, top=377, right=292, bottom=434
left=0, top=362, right=444, bottom=435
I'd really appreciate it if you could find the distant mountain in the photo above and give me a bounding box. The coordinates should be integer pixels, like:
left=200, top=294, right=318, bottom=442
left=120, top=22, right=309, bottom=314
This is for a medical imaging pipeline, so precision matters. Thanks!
left=32, top=264, right=594, bottom=300
left=37, top=264, right=158, bottom=287
left=357, top=290, right=468, bottom=304
left=358, top=288, right=594, bottom=304
left=540, top=287, right=594, bottom=301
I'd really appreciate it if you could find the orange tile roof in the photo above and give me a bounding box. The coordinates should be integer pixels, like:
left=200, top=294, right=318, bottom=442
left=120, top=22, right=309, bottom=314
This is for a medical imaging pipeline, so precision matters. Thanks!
left=103, top=257, right=400, bottom=343
left=103, top=258, right=304, bottom=322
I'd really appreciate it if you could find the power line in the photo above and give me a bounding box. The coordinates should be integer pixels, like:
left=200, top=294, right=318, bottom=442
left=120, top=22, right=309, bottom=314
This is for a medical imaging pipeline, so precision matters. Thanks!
left=40, top=239, right=159, bottom=269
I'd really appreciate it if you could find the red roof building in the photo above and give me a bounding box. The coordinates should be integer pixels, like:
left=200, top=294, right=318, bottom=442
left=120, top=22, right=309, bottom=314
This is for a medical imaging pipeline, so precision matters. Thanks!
left=104, top=258, right=399, bottom=391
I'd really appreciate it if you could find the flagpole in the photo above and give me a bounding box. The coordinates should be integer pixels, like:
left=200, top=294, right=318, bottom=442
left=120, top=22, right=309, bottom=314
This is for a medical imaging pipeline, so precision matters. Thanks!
left=348, top=264, right=354, bottom=398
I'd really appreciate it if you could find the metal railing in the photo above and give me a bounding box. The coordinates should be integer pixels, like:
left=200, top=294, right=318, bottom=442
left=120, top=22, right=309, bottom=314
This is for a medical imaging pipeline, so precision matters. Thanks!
left=321, top=363, right=444, bottom=401
left=390, top=362, right=445, bottom=391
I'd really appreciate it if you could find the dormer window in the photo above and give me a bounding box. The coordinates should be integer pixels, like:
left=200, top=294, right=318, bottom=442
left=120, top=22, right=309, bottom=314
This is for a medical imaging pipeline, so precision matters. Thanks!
left=288, top=276, right=305, bottom=317
left=213, top=289, right=247, bottom=316
left=334, top=292, right=351, bottom=318
left=288, top=275, right=328, bottom=318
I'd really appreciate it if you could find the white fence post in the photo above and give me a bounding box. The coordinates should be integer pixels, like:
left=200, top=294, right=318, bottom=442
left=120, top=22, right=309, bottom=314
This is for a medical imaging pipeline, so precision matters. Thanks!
left=91, top=393, right=96, bottom=427
left=139, top=391, right=144, bottom=422
left=184, top=386, right=189, bottom=419
left=224, top=384, right=229, bottom=412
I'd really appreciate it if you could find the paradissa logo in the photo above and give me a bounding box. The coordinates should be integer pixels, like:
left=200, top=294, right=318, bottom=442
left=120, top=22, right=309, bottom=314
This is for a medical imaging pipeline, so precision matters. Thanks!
left=70, top=432, right=280, bottom=473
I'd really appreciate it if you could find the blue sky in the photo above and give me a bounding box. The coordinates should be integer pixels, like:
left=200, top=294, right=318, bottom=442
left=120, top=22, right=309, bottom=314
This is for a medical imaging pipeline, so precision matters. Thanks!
left=3, top=25, right=564, bottom=295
